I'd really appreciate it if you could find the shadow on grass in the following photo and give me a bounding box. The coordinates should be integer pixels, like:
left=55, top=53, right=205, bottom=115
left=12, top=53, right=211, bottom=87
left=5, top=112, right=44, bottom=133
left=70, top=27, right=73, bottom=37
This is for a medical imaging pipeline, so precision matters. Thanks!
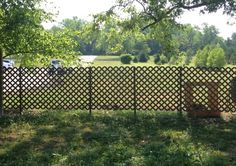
left=0, top=110, right=236, bottom=165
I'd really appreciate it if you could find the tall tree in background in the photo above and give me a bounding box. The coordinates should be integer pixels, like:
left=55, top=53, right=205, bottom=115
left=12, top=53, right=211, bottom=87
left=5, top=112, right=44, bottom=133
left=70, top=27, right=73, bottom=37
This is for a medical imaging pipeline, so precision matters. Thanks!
left=225, top=33, right=236, bottom=64
left=200, top=24, right=224, bottom=48
left=50, top=17, right=86, bottom=54
left=173, top=25, right=202, bottom=55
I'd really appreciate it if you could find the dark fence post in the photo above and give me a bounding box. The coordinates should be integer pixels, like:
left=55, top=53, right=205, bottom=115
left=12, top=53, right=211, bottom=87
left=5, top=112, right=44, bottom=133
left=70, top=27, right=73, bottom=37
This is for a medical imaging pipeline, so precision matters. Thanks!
left=0, top=48, right=4, bottom=116
left=178, top=67, right=183, bottom=114
left=19, top=66, right=23, bottom=114
left=88, top=67, right=93, bottom=116
left=133, top=67, right=137, bottom=118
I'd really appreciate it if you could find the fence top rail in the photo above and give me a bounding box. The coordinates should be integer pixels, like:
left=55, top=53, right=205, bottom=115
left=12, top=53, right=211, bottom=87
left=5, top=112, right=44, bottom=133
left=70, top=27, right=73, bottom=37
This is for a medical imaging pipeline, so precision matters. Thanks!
left=4, top=66, right=236, bottom=70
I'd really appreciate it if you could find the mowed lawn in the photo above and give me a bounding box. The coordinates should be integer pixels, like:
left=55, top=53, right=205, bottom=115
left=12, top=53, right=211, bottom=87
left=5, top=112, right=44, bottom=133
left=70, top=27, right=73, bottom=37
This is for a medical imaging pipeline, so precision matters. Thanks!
left=0, top=110, right=236, bottom=165
left=91, top=55, right=236, bottom=68
left=92, top=56, right=156, bottom=66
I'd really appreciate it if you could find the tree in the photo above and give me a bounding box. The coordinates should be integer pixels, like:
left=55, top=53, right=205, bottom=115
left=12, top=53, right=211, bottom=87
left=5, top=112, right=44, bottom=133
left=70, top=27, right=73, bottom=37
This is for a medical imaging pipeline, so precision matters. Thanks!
left=146, top=21, right=180, bottom=59
left=90, top=0, right=236, bottom=61
left=0, top=0, right=79, bottom=114
left=60, top=17, right=86, bottom=30
left=173, top=24, right=202, bottom=56
left=207, top=45, right=226, bottom=67
left=134, top=41, right=150, bottom=55
left=0, top=0, right=52, bottom=57
left=192, top=45, right=211, bottom=67
left=51, top=17, right=87, bottom=54
left=107, top=0, right=236, bottom=31
left=225, top=33, right=236, bottom=64
left=200, top=24, right=224, bottom=48
left=0, top=0, right=53, bottom=114
left=0, top=0, right=78, bottom=66
left=192, top=44, right=226, bottom=67
left=18, top=29, right=78, bottom=67
left=169, top=52, right=187, bottom=66
left=147, top=39, right=161, bottom=55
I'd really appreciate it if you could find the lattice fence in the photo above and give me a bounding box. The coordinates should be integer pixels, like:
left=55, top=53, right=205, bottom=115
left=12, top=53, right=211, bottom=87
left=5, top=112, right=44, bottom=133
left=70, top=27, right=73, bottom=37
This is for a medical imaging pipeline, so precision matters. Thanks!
left=3, top=66, right=236, bottom=113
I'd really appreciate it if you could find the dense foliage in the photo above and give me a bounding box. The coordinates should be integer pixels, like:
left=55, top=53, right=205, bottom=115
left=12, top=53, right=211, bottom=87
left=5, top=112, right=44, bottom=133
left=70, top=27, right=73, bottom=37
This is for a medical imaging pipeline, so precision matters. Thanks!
left=120, top=54, right=132, bottom=64
left=0, top=0, right=78, bottom=67
left=192, top=45, right=226, bottom=67
left=138, top=52, right=149, bottom=62
left=49, top=16, right=235, bottom=67
left=107, top=0, right=236, bottom=31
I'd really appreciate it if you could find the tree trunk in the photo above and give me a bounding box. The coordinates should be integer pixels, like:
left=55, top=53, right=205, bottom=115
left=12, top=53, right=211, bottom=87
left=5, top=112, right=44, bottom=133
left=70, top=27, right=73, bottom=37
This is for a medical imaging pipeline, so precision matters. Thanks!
left=0, top=48, right=3, bottom=116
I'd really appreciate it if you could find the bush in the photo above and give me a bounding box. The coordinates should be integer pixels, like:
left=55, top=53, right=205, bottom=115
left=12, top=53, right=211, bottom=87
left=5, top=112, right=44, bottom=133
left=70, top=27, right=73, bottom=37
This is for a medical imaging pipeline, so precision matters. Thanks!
left=168, top=56, right=177, bottom=65
left=176, top=52, right=187, bottom=66
left=120, top=54, right=132, bottom=64
left=160, top=54, right=168, bottom=64
left=133, top=56, right=139, bottom=63
left=154, top=54, right=160, bottom=64
left=138, top=52, right=149, bottom=62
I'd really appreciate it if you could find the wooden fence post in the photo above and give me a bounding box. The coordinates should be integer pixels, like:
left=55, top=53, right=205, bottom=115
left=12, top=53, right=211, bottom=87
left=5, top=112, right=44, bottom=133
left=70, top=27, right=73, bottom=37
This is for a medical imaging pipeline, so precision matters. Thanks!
left=19, top=66, right=23, bottom=114
left=133, top=67, right=137, bottom=119
left=88, top=67, right=93, bottom=116
left=0, top=48, right=4, bottom=116
left=178, top=67, right=183, bottom=115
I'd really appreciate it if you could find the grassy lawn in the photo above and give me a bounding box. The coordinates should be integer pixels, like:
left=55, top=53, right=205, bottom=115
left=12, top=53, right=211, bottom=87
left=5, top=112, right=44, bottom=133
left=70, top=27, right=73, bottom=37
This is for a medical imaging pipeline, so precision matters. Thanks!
left=92, top=56, right=156, bottom=67
left=91, top=55, right=236, bottom=68
left=0, top=110, right=236, bottom=165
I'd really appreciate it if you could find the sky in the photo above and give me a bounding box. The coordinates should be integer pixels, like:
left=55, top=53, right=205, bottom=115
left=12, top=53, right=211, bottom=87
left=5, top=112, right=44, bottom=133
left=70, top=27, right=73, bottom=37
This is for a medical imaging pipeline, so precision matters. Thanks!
left=43, top=0, right=236, bottom=39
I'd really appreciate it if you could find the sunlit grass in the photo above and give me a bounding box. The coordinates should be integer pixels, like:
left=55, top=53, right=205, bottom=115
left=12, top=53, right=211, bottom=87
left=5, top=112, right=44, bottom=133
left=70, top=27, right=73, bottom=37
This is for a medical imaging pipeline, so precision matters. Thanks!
left=92, top=55, right=156, bottom=66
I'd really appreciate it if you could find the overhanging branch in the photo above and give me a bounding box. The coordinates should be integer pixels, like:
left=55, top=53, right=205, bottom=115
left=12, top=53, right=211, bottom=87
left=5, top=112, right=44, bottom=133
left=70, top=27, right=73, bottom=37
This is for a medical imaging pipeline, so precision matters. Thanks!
left=3, top=50, right=45, bottom=58
left=141, top=0, right=219, bottom=30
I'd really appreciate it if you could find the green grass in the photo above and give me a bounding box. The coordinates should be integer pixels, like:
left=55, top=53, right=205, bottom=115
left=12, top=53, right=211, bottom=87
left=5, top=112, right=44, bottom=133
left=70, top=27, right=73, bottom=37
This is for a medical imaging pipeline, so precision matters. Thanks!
left=0, top=110, right=236, bottom=165
left=92, top=55, right=236, bottom=67
left=92, top=55, right=157, bottom=66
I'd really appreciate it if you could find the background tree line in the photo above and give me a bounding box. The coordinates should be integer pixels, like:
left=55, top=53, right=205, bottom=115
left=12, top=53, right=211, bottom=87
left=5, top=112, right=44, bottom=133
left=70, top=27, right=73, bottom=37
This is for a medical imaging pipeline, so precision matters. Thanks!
left=50, top=16, right=236, bottom=67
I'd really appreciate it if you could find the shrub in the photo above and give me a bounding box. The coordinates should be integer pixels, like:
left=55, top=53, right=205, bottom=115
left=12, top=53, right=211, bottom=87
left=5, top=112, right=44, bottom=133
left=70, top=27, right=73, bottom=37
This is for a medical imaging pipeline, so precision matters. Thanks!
left=160, top=54, right=168, bottom=64
left=138, top=52, right=149, bottom=62
left=133, top=56, right=139, bottom=63
left=168, top=55, right=177, bottom=65
left=154, top=54, right=160, bottom=64
left=176, top=52, right=187, bottom=66
left=120, top=54, right=132, bottom=64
